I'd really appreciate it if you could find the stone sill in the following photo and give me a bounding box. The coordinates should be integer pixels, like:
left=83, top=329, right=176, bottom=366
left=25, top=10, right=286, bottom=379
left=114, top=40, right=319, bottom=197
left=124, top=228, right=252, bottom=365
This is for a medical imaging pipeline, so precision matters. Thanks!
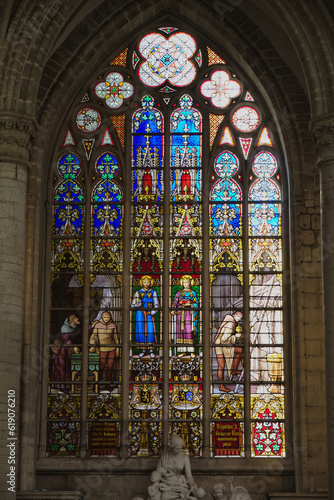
left=17, top=493, right=85, bottom=500
left=268, top=494, right=328, bottom=500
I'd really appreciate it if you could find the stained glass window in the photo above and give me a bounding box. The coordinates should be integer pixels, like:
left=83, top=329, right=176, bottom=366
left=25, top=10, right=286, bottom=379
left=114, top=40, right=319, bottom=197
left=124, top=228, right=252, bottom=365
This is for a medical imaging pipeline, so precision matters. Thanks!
left=47, top=28, right=287, bottom=461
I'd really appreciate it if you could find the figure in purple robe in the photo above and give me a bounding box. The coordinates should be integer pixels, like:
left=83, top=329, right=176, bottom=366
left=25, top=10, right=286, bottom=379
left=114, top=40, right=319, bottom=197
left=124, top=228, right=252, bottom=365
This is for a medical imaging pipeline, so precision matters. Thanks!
left=52, top=313, right=80, bottom=392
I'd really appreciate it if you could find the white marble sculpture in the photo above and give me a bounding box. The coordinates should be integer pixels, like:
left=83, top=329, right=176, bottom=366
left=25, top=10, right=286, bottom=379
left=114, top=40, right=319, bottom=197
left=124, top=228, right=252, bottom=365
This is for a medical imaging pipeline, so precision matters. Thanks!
left=211, top=477, right=251, bottom=500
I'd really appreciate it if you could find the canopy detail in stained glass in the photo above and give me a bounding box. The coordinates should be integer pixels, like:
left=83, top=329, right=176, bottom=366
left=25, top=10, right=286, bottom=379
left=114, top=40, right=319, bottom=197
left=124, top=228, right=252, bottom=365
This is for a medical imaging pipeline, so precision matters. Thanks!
left=200, top=70, right=241, bottom=108
left=111, top=115, right=125, bottom=149
left=232, top=106, right=260, bottom=132
left=138, top=32, right=197, bottom=87
left=220, top=126, right=234, bottom=146
left=62, top=129, right=75, bottom=147
left=76, top=108, right=101, bottom=133
left=207, top=47, right=226, bottom=65
left=95, top=72, right=134, bottom=109
left=82, top=139, right=95, bottom=160
left=209, top=114, right=225, bottom=148
left=110, top=48, right=128, bottom=66
left=258, top=127, right=273, bottom=146
left=100, top=128, right=114, bottom=146
left=239, top=138, right=252, bottom=159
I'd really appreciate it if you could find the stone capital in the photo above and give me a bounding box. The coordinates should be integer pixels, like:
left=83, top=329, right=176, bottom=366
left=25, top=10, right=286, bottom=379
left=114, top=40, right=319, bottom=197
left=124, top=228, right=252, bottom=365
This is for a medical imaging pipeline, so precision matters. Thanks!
left=0, top=112, right=37, bottom=163
left=311, top=113, right=334, bottom=166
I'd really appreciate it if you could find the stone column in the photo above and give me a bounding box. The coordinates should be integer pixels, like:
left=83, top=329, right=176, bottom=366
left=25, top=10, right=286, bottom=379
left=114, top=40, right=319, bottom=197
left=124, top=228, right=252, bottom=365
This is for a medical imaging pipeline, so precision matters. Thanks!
left=0, top=114, right=36, bottom=498
left=312, top=113, right=334, bottom=500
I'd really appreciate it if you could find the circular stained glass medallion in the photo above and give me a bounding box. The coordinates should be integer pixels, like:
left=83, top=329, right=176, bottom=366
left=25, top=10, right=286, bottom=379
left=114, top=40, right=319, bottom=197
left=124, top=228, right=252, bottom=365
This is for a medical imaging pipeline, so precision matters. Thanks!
left=231, top=106, right=260, bottom=133
left=75, top=108, right=102, bottom=133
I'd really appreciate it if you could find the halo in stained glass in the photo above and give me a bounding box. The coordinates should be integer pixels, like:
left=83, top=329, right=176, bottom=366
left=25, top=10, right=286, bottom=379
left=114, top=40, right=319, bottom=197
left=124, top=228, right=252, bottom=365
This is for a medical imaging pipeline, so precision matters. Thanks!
left=214, top=151, right=239, bottom=178
left=138, top=32, right=196, bottom=87
left=57, top=153, right=81, bottom=178
left=75, top=108, right=102, bottom=132
left=95, top=153, right=119, bottom=179
left=232, top=106, right=260, bottom=132
left=252, top=151, right=277, bottom=178
left=94, top=72, right=134, bottom=109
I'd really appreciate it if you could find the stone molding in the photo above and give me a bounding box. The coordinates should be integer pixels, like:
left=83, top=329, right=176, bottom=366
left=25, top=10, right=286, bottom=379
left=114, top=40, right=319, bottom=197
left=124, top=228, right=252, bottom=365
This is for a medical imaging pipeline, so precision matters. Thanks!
left=0, top=113, right=37, bottom=160
left=311, top=113, right=334, bottom=164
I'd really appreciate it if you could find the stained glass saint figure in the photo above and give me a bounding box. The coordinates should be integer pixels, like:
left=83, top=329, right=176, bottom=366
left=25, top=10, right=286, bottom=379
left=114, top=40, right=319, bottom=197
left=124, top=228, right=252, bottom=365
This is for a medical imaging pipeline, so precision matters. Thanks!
left=131, top=275, right=160, bottom=343
left=171, top=275, right=198, bottom=353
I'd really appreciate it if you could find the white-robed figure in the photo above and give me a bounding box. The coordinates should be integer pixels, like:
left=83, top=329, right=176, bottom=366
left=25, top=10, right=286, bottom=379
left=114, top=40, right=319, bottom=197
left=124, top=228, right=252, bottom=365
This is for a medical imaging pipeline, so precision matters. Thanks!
left=148, top=434, right=205, bottom=500
left=131, top=275, right=160, bottom=344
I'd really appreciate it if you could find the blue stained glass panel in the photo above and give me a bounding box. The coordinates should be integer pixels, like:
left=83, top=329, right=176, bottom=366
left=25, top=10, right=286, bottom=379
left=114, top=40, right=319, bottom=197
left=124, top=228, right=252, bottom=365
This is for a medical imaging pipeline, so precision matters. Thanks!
left=92, top=179, right=123, bottom=203
left=54, top=180, right=84, bottom=203
left=210, top=178, right=242, bottom=202
left=54, top=204, right=84, bottom=236
left=58, top=154, right=81, bottom=179
left=211, top=203, right=241, bottom=236
left=133, top=134, right=164, bottom=169
left=92, top=204, right=123, bottom=236
left=171, top=136, right=201, bottom=171
left=214, top=151, right=239, bottom=178
left=249, top=203, right=280, bottom=236
left=133, top=95, right=163, bottom=133
left=249, top=178, right=280, bottom=201
left=96, top=153, right=119, bottom=178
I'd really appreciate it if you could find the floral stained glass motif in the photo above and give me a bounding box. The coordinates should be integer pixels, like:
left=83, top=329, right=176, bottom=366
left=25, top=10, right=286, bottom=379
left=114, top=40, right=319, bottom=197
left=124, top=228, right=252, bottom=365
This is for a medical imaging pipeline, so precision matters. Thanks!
left=232, top=106, right=260, bottom=132
left=138, top=32, right=197, bottom=87
left=76, top=108, right=102, bottom=132
left=95, top=72, right=134, bottom=109
left=200, top=70, right=241, bottom=108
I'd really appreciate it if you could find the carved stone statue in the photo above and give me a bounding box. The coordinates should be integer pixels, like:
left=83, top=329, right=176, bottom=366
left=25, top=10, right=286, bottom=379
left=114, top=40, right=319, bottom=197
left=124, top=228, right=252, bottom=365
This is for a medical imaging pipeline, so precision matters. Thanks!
left=147, top=434, right=205, bottom=500
left=211, top=477, right=251, bottom=500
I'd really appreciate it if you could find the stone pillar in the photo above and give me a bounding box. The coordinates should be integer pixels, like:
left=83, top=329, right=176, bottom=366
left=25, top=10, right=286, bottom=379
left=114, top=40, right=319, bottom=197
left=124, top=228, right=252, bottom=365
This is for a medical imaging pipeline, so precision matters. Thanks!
left=312, top=113, right=334, bottom=500
left=0, top=114, right=36, bottom=498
